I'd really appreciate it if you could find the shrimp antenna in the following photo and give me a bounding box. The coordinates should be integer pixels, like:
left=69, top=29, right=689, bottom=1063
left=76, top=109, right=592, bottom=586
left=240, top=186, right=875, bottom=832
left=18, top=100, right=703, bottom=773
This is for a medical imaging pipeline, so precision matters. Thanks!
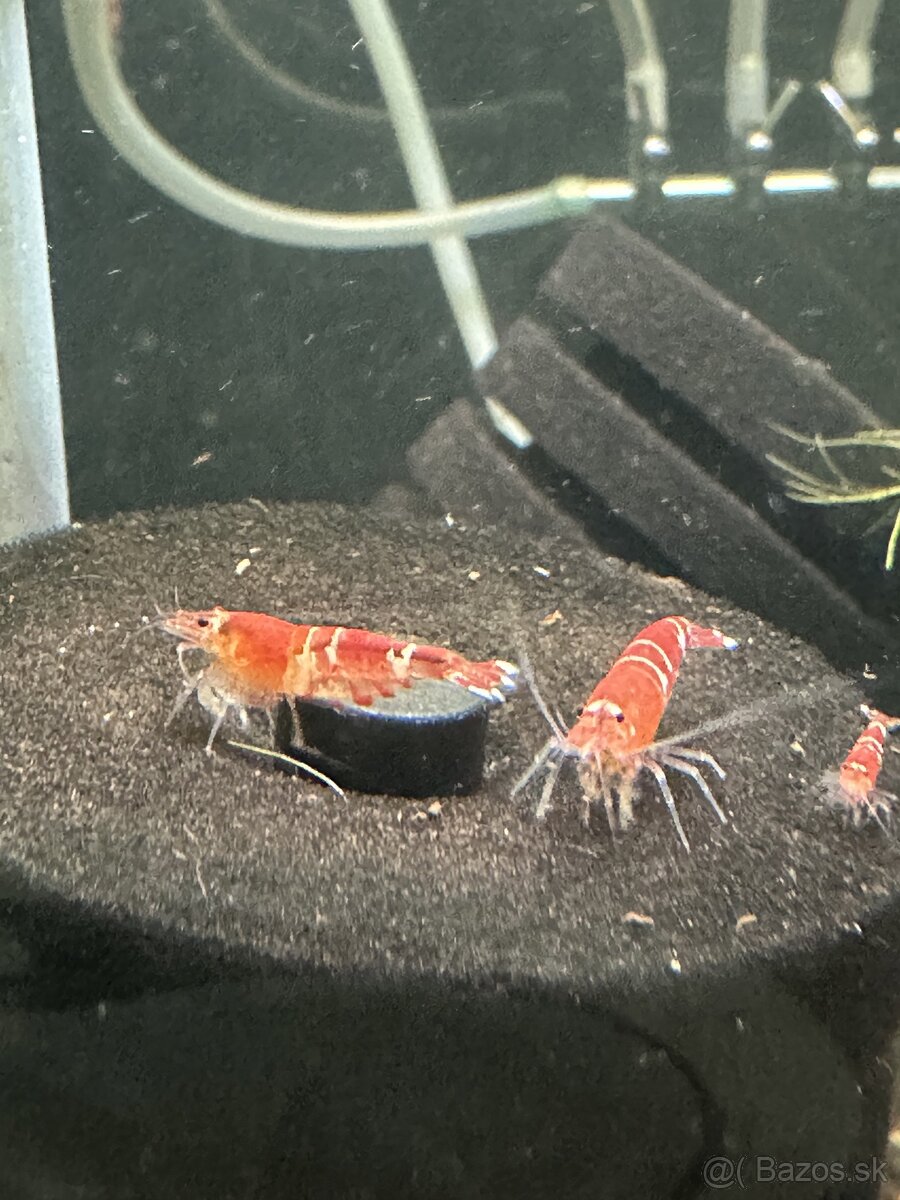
left=135, top=593, right=178, bottom=636
left=511, top=739, right=557, bottom=800
left=226, top=740, right=347, bottom=800
left=650, top=674, right=856, bottom=752
left=124, top=604, right=165, bottom=646
left=509, top=644, right=569, bottom=817
left=515, top=643, right=568, bottom=741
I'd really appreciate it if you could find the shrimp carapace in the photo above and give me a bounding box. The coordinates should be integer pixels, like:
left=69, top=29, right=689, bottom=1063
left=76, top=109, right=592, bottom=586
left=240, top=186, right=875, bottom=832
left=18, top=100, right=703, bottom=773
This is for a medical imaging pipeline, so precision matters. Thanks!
left=824, top=704, right=900, bottom=829
left=156, top=606, right=518, bottom=752
left=514, top=615, right=739, bottom=851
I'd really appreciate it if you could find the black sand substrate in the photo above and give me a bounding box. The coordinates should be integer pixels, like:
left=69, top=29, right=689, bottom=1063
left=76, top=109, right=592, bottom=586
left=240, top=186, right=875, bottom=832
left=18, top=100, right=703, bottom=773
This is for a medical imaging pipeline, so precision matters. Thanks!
left=1, top=499, right=900, bottom=1198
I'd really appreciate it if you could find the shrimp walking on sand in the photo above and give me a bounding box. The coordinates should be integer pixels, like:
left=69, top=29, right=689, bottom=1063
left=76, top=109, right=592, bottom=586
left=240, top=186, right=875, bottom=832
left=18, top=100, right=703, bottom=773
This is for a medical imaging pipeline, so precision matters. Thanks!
left=824, top=705, right=900, bottom=828
left=513, top=615, right=739, bottom=851
left=155, top=606, right=518, bottom=753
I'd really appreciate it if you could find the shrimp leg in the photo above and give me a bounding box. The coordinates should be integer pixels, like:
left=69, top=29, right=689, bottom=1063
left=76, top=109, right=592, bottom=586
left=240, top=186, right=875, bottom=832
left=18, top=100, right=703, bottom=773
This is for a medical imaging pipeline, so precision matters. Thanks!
left=644, top=759, right=690, bottom=853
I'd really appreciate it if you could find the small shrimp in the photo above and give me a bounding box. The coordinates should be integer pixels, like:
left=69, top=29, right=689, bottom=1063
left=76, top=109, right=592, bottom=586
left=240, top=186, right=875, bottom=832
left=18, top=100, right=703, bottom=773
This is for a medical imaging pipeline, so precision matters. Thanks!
left=155, top=606, right=518, bottom=752
left=513, top=615, right=739, bottom=851
left=824, top=704, right=900, bottom=828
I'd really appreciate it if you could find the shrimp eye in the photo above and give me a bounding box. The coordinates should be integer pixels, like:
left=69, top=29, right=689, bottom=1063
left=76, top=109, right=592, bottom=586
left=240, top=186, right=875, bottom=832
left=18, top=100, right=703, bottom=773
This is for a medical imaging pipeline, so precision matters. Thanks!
left=575, top=705, right=584, bottom=718
left=196, top=617, right=210, bottom=628
left=615, top=711, right=625, bottom=723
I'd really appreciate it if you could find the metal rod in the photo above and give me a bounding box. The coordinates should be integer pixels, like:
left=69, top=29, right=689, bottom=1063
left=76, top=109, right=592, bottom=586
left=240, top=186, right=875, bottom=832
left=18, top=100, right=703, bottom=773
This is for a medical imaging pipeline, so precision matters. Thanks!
left=607, top=0, right=670, bottom=156
left=0, top=1, right=70, bottom=543
left=726, top=0, right=769, bottom=143
left=832, top=0, right=883, bottom=100
left=815, top=79, right=879, bottom=148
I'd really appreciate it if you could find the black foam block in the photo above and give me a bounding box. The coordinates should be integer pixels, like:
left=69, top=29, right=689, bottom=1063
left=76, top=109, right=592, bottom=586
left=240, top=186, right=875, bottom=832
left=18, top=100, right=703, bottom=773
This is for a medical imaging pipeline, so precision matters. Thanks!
left=1, top=500, right=899, bottom=1197
left=478, top=216, right=898, bottom=682
left=540, top=217, right=879, bottom=454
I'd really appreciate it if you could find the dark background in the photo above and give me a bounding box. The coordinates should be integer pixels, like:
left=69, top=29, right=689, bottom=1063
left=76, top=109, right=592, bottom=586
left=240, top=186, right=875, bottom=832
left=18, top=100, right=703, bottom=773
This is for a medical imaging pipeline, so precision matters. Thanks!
left=27, top=0, right=900, bottom=522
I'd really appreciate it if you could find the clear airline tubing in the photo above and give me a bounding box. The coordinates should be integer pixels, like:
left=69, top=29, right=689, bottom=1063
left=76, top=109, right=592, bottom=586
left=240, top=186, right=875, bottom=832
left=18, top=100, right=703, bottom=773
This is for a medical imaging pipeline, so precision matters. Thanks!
left=344, top=0, right=496, bottom=366
left=60, top=0, right=601, bottom=251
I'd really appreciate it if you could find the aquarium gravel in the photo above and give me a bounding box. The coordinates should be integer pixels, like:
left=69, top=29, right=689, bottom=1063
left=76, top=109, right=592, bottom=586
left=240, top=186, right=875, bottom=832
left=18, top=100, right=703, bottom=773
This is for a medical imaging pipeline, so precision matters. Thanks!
left=1, top=498, right=898, bottom=986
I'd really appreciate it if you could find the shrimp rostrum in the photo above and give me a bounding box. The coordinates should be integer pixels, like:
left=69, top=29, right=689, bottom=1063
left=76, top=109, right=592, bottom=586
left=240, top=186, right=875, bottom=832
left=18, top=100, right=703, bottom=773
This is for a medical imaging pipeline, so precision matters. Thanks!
left=514, top=615, right=739, bottom=851
left=155, top=606, right=518, bottom=753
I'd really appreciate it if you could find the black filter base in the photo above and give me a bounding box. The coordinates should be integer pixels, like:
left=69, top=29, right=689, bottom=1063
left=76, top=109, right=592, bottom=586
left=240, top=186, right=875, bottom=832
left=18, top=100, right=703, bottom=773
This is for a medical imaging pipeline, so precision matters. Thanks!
left=3, top=499, right=900, bottom=1199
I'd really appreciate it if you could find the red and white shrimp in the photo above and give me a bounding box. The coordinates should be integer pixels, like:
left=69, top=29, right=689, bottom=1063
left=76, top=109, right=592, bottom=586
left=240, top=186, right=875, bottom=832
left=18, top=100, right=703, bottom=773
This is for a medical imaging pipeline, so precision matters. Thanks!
left=155, top=606, right=518, bottom=752
left=513, top=615, right=739, bottom=851
left=824, top=704, right=900, bottom=828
